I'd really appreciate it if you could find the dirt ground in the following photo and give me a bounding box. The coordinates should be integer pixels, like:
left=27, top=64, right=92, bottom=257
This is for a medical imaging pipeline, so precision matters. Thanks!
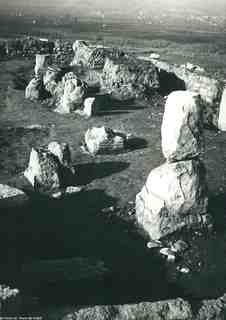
left=1, top=58, right=226, bottom=316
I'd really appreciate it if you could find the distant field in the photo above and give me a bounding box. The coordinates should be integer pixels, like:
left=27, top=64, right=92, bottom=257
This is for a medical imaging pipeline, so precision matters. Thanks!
left=1, top=20, right=226, bottom=79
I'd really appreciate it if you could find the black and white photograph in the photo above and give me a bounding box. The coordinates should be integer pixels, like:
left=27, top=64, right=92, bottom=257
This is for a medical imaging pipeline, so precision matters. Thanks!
left=0, top=0, right=226, bottom=318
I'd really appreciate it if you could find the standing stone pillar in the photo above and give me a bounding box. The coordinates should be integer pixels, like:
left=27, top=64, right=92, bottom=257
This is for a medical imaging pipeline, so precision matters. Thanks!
left=218, top=85, right=226, bottom=131
left=136, top=91, right=211, bottom=240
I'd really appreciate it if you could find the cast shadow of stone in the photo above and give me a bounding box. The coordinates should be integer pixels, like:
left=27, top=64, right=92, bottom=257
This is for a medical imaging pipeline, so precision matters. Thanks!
left=158, top=69, right=186, bottom=96
left=74, top=161, right=130, bottom=186
left=208, top=192, right=226, bottom=232
left=0, top=187, right=183, bottom=306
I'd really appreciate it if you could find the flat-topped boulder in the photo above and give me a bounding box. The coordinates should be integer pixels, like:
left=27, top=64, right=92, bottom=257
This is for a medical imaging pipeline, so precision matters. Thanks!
left=136, top=159, right=210, bottom=240
left=0, top=184, right=29, bottom=207
left=83, top=126, right=127, bottom=155
left=161, top=91, right=204, bottom=162
left=101, top=56, right=159, bottom=101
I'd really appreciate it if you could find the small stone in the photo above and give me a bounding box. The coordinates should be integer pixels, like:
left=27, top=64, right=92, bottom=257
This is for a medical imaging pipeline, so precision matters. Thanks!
left=65, top=186, right=83, bottom=194
left=160, top=247, right=176, bottom=257
left=177, top=266, right=190, bottom=274
left=147, top=240, right=162, bottom=249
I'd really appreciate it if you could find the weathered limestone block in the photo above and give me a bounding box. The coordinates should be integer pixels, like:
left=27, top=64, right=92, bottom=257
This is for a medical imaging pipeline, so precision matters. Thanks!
left=54, top=76, right=87, bottom=114
left=25, top=77, right=42, bottom=101
left=101, top=56, right=159, bottom=101
left=0, top=184, right=29, bottom=207
left=218, top=86, right=226, bottom=131
left=34, top=54, right=51, bottom=76
left=161, top=91, right=204, bottom=162
left=24, top=147, right=61, bottom=193
left=136, top=160, right=209, bottom=240
left=64, top=298, right=193, bottom=320
left=43, top=66, right=62, bottom=87
left=47, top=141, right=72, bottom=168
left=152, top=59, right=223, bottom=106
left=83, top=126, right=127, bottom=155
left=71, top=40, right=93, bottom=67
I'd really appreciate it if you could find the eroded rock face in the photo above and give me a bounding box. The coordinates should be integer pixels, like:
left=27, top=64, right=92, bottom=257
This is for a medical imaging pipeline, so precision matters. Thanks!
left=43, top=66, right=62, bottom=87
left=25, top=77, right=43, bottom=101
left=47, top=141, right=74, bottom=171
left=71, top=40, right=93, bottom=67
left=100, top=56, right=159, bottom=101
left=55, top=74, right=88, bottom=114
left=64, top=298, right=193, bottom=320
left=218, top=86, right=226, bottom=131
left=34, top=54, right=51, bottom=76
left=71, top=41, right=124, bottom=70
left=0, top=184, right=29, bottom=207
left=161, top=91, right=204, bottom=162
left=136, top=159, right=209, bottom=240
left=24, top=147, right=61, bottom=193
left=83, top=126, right=126, bottom=155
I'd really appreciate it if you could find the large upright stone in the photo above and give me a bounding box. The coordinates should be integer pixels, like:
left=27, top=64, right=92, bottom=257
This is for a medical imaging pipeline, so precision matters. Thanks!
left=55, top=75, right=87, bottom=114
left=161, top=91, right=204, bottom=162
left=136, top=160, right=209, bottom=240
left=24, top=147, right=61, bottom=193
left=25, top=77, right=42, bottom=101
left=34, top=54, right=51, bottom=76
left=218, top=86, right=226, bottom=131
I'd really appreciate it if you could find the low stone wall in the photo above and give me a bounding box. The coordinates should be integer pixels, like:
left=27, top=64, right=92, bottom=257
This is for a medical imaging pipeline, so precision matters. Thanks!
left=151, top=59, right=224, bottom=128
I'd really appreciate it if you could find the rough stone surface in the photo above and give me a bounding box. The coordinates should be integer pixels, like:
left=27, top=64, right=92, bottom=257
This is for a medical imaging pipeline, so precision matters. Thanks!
left=218, top=86, right=226, bottom=131
left=43, top=66, right=62, bottom=87
left=24, top=147, right=61, bottom=193
left=136, top=159, right=209, bottom=240
left=47, top=141, right=71, bottom=167
left=196, top=294, right=226, bottom=320
left=161, top=91, right=204, bottom=162
left=25, top=77, right=43, bottom=101
left=83, top=126, right=127, bottom=155
left=55, top=73, right=88, bottom=114
left=100, top=56, right=159, bottom=100
left=34, top=54, right=51, bottom=76
left=64, top=298, right=193, bottom=320
left=152, top=59, right=223, bottom=105
left=82, top=97, right=96, bottom=117
left=0, top=184, right=29, bottom=207
left=71, top=40, right=93, bottom=67
left=71, top=41, right=124, bottom=70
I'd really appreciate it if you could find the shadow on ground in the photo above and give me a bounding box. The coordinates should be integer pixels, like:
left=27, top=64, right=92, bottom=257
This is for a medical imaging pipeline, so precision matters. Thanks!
left=0, top=187, right=183, bottom=307
left=75, top=161, right=130, bottom=185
